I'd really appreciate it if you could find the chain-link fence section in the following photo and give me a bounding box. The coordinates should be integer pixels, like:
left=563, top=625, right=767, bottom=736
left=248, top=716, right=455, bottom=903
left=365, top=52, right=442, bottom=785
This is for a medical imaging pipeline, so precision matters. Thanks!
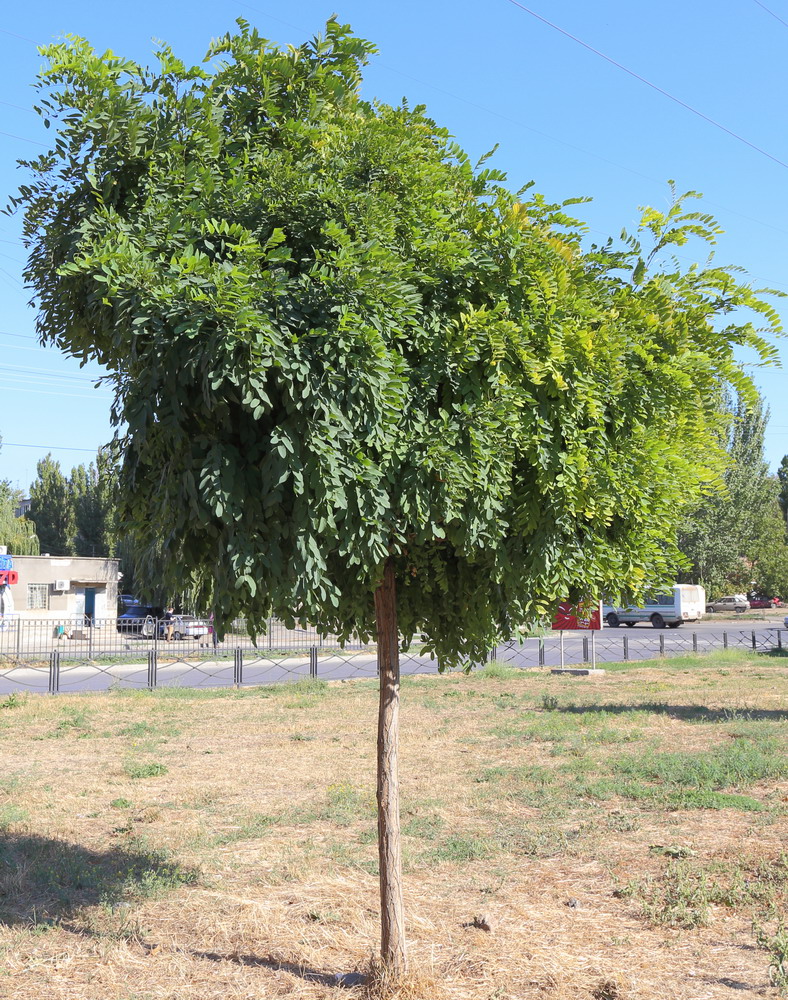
left=0, top=617, right=783, bottom=694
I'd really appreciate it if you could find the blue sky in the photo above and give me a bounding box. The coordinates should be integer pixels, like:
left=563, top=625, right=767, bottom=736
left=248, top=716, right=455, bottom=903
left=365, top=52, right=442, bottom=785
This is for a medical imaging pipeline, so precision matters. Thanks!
left=1, top=0, right=787, bottom=490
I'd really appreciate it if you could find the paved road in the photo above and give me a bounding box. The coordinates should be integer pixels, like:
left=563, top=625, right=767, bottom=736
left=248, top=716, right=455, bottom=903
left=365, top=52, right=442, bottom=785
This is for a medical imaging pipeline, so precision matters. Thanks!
left=0, top=623, right=783, bottom=695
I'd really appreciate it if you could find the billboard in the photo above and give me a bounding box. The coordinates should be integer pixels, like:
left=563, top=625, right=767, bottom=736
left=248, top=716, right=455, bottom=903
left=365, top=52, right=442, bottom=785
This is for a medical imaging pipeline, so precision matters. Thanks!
left=552, top=599, right=602, bottom=631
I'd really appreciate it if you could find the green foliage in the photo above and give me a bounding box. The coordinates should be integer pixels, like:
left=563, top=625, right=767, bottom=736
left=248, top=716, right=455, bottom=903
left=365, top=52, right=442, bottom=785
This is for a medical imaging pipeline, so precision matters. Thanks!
left=123, top=761, right=168, bottom=779
left=678, top=394, right=780, bottom=596
left=0, top=438, right=39, bottom=555
left=779, top=455, right=788, bottom=522
left=748, top=497, right=788, bottom=599
left=10, top=21, right=780, bottom=663
left=28, top=454, right=75, bottom=556
left=754, top=917, right=788, bottom=994
left=70, top=447, right=118, bottom=557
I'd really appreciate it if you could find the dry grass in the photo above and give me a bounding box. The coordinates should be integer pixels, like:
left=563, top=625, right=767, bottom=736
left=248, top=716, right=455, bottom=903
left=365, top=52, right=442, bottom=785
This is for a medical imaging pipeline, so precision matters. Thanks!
left=0, top=648, right=786, bottom=999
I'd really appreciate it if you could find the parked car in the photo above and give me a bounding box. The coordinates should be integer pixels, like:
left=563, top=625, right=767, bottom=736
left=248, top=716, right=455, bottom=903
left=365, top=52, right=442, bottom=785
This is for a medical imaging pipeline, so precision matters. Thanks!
left=705, top=595, right=750, bottom=614
left=747, top=595, right=781, bottom=609
left=157, top=614, right=210, bottom=640
left=116, top=605, right=165, bottom=635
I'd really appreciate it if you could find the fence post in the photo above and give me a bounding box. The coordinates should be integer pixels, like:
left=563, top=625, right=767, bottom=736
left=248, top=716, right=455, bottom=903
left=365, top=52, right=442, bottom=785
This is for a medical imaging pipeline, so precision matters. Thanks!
left=582, top=637, right=589, bottom=663
left=751, top=630, right=757, bottom=650
left=233, top=647, right=244, bottom=688
left=778, top=630, right=783, bottom=650
left=15, top=617, right=21, bottom=657
left=659, top=634, right=665, bottom=657
left=692, top=632, right=698, bottom=653
left=88, top=623, right=94, bottom=661
left=560, top=631, right=564, bottom=669
left=268, top=617, right=272, bottom=651
left=147, top=650, right=157, bottom=691
left=723, top=631, right=728, bottom=649
left=623, top=634, right=629, bottom=661
left=48, top=649, right=60, bottom=695
left=309, top=646, right=318, bottom=679
left=538, top=637, right=545, bottom=667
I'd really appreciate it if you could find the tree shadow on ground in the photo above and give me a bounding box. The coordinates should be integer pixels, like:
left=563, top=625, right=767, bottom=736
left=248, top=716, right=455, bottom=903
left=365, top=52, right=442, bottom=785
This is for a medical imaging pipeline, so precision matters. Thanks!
left=193, top=951, right=366, bottom=988
left=0, top=832, right=197, bottom=925
left=553, top=702, right=788, bottom=722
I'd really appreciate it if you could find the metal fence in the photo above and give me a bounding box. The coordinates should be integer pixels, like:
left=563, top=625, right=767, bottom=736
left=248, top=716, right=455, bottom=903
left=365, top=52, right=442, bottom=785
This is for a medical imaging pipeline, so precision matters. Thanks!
left=0, top=617, right=783, bottom=695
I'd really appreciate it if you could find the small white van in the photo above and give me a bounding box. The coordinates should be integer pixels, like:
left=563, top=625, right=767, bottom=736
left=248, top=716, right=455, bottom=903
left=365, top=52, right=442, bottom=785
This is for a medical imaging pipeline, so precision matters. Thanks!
left=604, top=584, right=706, bottom=629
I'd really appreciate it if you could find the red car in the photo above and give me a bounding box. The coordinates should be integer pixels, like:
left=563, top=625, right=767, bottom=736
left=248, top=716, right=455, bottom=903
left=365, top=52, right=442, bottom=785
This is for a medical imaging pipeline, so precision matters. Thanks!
left=747, top=595, right=781, bottom=609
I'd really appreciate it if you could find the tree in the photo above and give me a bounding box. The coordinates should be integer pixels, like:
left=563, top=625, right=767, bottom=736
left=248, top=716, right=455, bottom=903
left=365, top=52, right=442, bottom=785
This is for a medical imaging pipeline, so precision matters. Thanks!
left=748, top=494, right=788, bottom=599
left=71, top=448, right=118, bottom=557
left=0, top=440, right=39, bottom=555
left=12, top=22, right=779, bottom=975
left=778, top=455, right=788, bottom=523
left=678, top=394, right=776, bottom=596
left=28, top=455, right=74, bottom=556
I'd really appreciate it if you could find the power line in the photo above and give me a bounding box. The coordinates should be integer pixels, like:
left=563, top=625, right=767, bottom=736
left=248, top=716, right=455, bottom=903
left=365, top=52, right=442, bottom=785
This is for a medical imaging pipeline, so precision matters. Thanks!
left=0, top=441, right=100, bottom=453
left=0, top=361, right=102, bottom=378
left=752, top=0, right=788, bottom=29
left=0, top=330, right=36, bottom=341
left=0, top=99, right=36, bottom=115
left=0, top=27, right=36, bottom=44
left=0, top=383, right=111, bottom=401
left=503, top=0, right=788, bottom=171
left=0, top=129, right=47, bottom=147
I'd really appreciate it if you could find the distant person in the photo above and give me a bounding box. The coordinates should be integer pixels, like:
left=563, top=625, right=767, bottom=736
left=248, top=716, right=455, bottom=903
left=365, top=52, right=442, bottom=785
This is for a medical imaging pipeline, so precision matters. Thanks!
left=163, top=606, right=175, bottom=642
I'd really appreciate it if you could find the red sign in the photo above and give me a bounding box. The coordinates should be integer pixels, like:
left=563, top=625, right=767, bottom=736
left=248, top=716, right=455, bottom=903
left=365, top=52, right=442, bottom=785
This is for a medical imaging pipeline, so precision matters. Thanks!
left=552, top=599, right=602, bottom=630
left=0, top=571, right=18, bottom=586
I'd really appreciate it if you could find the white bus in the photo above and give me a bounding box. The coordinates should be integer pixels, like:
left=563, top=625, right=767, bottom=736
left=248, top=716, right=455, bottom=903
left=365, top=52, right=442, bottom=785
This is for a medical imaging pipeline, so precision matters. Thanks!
left=604, top=584, right=706, bottom=629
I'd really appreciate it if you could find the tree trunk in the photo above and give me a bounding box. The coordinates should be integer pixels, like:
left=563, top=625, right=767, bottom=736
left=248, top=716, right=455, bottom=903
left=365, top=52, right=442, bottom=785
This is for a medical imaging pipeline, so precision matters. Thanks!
left=374, top=556, right=406, bottom=976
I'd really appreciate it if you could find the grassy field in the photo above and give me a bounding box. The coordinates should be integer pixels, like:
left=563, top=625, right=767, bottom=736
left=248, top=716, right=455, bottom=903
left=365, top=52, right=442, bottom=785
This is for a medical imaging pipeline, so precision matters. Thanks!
left=0, top=649, right=786, bottom=999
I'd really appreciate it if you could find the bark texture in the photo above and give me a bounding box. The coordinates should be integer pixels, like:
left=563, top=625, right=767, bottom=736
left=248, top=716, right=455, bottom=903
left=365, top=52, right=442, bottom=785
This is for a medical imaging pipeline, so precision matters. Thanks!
left=374, top=556, right=406, bottom=976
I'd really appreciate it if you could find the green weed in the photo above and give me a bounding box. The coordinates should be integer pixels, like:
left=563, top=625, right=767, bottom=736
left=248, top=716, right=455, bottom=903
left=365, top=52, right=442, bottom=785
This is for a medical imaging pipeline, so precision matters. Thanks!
left=754, top=918, right=788, bottom=994
left=49, top=708, right=92, bottom=739
left=612, top=736, right=787, bottom=790
left=0, top=805, right=28, bottom=829
left=123, top=762, right=168, bottom=780
left=420, top=834, right=493, bottom=865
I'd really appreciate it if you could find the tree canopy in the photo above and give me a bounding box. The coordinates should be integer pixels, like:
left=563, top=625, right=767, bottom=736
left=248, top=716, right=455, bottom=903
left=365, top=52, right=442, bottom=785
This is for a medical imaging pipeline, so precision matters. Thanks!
left=0, top=438, right=39, bottom=556
left=11, top=19, right=780, bottom=661
left=678, top=394, right=786, bottom=597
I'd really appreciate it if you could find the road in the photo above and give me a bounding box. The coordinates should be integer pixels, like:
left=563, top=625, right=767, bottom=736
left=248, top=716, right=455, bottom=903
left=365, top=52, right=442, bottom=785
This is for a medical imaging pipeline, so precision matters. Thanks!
left=0, top=622, right=783, bottom=695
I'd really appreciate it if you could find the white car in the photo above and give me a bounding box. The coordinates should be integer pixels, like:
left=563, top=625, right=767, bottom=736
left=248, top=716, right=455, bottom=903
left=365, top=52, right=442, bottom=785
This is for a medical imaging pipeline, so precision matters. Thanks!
left=158, top=615, right=210, bottom=640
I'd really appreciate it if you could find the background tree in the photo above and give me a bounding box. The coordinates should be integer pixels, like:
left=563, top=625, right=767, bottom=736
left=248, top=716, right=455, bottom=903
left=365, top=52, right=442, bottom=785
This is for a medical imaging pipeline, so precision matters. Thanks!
left=71, top=448, right=118, bottom=557
left=678, top=394, right=776, bottom=596
left=747, top=494, right=788, bottom=598
left=0, top=478, right=39, bottom=557
left=12, top=22, right=779, bottom=975
left=28, top=454, right=74, bottom=556
left=777, top=455, right=788, bottom=523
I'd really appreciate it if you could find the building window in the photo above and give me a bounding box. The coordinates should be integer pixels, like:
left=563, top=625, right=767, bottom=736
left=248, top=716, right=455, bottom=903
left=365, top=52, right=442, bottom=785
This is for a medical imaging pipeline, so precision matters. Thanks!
left=27, top=583, right=49, bottom=611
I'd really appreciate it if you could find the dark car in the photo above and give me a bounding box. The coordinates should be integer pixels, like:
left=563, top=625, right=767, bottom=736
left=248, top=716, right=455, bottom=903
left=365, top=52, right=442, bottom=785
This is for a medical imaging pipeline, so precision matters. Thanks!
left=116, top=605, right=165, bottom=635
left=747, top=595, right=781, bottom=609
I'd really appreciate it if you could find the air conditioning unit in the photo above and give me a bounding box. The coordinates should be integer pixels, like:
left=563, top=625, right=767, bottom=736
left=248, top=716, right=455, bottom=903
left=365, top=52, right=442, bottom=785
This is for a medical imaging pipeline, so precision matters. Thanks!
left=54, top=579, right=70, bottom=591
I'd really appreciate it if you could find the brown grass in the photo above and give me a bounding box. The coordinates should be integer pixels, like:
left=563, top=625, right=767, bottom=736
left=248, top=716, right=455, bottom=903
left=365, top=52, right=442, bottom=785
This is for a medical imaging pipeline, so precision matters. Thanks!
left=0, top=649, right=786, bottom=999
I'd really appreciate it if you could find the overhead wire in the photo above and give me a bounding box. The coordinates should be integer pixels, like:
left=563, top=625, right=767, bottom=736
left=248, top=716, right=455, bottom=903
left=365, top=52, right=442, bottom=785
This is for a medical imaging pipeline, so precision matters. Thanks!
left=0, top=441, right=100, bottom=452
left=502, top=0, right=788, bottom=170
left=751, top=0, right=788, bottom=30
left=0, top=27, right=36, bottom=44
